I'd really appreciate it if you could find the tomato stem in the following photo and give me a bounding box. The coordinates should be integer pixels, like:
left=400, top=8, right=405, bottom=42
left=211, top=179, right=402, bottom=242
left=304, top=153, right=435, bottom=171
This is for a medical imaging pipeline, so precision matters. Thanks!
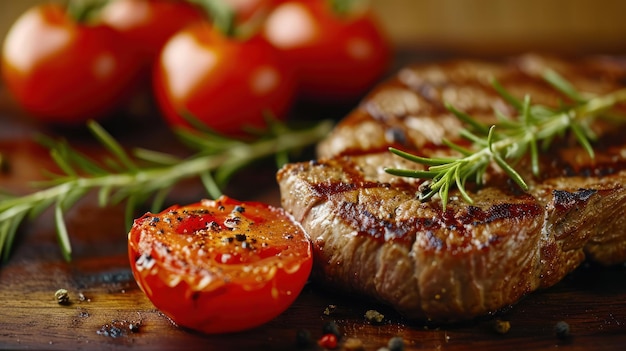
left=66, top=0, right=108, bottom=23
left=329, top=0, right=369, bottom=16
left=188, top=0, right=237, bottom=37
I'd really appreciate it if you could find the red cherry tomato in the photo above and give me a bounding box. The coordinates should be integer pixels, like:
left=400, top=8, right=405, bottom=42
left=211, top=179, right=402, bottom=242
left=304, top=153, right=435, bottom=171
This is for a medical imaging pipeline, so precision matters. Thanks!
left=262, top=0, right=392, bottom=104
left=99, top=0, right=205, bottom=65
left=153, top=21, right=296, bottom=135
left=1, top=3, right=141, bottom=124
left=222, top=0, right=277, bottom=24
left=128, top=196, right=313, bottom=334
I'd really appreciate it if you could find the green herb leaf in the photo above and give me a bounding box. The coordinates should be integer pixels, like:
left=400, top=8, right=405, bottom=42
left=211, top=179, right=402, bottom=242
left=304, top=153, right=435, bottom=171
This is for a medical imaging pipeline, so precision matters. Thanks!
left=386, top=70, right=626, bottom=208
left=0, top=119, right=333, bottom=263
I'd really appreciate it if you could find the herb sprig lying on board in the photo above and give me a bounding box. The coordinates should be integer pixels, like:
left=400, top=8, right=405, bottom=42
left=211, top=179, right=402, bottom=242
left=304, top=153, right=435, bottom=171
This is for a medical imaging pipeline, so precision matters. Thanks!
left=0, top=119, right=333, bottom=262
left=385, top=69, right=626, bottom=208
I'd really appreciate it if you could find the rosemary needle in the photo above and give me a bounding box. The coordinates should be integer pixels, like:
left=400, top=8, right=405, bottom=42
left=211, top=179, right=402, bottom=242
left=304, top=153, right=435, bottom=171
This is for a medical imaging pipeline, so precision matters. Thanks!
left=0, top=119, right=333, bottom=262
left=385, top=69, right=626, bottom=208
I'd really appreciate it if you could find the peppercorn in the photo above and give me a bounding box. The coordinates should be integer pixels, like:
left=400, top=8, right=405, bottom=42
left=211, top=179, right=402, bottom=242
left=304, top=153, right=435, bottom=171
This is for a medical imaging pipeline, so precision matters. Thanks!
left=55, top=288, right=70, bottom=305
left=554, top=321, right=571, bottom=339
left=388, top=336, right=405, bottom=351
left=128, top=323, right=140, bottom=333
left=322, top=320, right=341, bottom=338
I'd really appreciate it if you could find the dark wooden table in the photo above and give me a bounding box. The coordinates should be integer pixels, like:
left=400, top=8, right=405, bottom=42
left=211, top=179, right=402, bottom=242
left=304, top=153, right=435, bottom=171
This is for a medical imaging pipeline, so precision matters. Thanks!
left=1, top=52, right=626, bottom=351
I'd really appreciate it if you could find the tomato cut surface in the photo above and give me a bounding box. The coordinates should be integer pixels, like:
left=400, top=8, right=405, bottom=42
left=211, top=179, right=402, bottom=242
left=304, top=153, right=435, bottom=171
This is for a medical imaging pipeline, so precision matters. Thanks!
left=128, top=196, right=312, bottom=334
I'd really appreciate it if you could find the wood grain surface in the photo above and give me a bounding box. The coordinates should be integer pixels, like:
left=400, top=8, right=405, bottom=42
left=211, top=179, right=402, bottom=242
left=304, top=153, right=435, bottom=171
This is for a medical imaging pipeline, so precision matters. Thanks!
left=1, top=52, right=626, bottom=351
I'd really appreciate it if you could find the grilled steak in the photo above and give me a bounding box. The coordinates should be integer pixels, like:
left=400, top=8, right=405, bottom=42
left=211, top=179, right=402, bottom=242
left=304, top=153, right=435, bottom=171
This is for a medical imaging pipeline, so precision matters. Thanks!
left=277, top=54, right=626, bottom=322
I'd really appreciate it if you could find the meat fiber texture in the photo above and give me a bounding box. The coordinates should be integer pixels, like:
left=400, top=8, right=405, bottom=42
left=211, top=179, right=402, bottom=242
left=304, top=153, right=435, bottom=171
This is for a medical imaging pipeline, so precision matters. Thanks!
left=277, top=54, right=626, bottom=322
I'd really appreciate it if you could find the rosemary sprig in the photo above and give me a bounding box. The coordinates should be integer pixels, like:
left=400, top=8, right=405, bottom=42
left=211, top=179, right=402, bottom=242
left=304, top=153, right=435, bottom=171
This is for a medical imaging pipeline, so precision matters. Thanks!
left=0, top=119, right=333, bottom=262
left=385, top=69, right=626, bottom=208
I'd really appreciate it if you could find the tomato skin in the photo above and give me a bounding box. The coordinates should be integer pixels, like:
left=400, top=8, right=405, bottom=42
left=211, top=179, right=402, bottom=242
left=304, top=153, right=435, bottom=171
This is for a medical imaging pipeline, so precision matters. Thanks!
left=262, top=0, right=392, bottom=104
left=153, top=21, right=297, bottom=136
left=99, top=0, right=205, bottom=65
left=128, top=196, right=312, bottom=334
left=0, top=3, right=141, bottom=124
left=222, top=0, right=277, bottom=24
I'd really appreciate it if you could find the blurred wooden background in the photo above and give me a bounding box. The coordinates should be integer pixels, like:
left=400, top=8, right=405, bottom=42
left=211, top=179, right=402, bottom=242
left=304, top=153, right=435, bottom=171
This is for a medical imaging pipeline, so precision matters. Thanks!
left=1, top=0, right=626, bottom=55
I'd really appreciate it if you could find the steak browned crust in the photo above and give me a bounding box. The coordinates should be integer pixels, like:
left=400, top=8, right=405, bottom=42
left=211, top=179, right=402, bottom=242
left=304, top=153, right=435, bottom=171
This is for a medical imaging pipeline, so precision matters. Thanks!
left=277, top=54, right=626, bottom=322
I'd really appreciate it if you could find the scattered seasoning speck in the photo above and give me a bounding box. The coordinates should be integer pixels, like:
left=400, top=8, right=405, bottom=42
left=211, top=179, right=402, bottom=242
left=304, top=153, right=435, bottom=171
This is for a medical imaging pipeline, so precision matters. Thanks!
left=97, top=324, right=124, bottom=338
left=554, top=321, right=571, bottom=339
left=235, top=234, right=247, bottom=241
left=322, top=320, right=341, bottom=338
left=55, top=289, right=70, bottom=305
left=78, top=292, right=91, bottom=302
left=323, top=304, right=337, bottom=316
left=295, top=328, right=312, bottom=348
left=387, top=336, right=404, bottom=351
left=78, top=309, right=90, bottom=318
left=343, top=337, right=364, bottom=351
left=493, top=319, right=511, bottom=334
left=97, top=317, right=143, bottom=338
left=364, top=310, right=385, bottom=324
left=128, top=323, right=140, bottom=333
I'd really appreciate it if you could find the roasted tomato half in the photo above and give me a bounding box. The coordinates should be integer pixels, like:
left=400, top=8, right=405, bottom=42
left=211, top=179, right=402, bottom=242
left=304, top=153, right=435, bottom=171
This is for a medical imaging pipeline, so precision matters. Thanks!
left=128, top=196, right=312, bottom=334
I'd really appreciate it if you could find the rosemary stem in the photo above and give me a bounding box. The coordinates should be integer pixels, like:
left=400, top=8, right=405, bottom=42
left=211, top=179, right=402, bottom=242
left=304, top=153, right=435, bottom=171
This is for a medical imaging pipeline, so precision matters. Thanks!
left=29, top=119, right=331, bottom=211
left=473, top=88, right=626, bottom=173
left=0, top=119, right=333, bottom=262
left=387, top=80, right=626, bottom=209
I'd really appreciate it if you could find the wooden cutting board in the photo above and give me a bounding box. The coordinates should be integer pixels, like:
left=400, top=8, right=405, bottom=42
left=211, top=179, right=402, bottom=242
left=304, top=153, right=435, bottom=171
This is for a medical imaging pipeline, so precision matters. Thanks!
left=1, top=53, right=625, bottom=351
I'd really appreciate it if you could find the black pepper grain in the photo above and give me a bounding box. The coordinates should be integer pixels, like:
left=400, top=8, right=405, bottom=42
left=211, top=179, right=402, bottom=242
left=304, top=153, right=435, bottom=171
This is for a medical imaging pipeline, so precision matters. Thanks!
left=128, top=323, right=140, bottom=333
left=388, top=336, right=405, bottom=351
left=554, top=321, right=571, bottom=339
left=208, top=221, right=221, bottom=231
left=322, top=320, right=341, bottom=338
left=235, top=234, right=247, bottom=241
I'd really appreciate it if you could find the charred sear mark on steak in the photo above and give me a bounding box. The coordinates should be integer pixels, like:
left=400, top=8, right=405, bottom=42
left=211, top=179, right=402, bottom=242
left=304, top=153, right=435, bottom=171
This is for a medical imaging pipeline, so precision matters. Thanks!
left=278, top=54, right=626, bottom=322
